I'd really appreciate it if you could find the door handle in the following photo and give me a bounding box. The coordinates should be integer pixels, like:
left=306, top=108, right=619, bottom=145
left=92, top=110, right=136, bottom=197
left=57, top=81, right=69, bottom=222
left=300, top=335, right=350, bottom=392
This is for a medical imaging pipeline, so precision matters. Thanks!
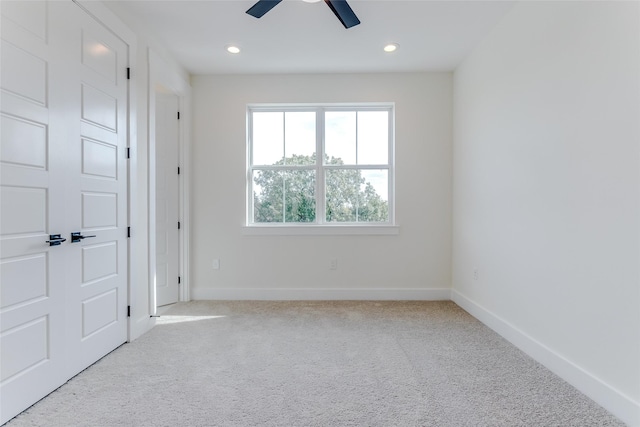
left=46, top=234, right=67, bottom=246
left=71, top=232, right=97, bottom=243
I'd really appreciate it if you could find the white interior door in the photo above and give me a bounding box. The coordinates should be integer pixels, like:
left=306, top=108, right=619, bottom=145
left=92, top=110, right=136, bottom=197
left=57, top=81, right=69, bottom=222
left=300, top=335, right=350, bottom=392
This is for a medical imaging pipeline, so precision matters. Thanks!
left=64, top=3, right=129, bottom=372
left=0, top=1, right=129, bottom=423
left=155, top=91, right=180, bottom=307
left=0, top=1, right=69, bottom=419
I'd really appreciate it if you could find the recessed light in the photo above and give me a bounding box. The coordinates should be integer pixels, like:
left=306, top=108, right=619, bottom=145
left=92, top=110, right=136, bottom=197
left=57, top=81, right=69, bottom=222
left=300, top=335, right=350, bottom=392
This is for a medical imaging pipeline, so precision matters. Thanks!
left=226, top=45, right=240, bottom=54
left=383, top=43, right=399, bottom=53
left=302, top=0, right=322, bottom=3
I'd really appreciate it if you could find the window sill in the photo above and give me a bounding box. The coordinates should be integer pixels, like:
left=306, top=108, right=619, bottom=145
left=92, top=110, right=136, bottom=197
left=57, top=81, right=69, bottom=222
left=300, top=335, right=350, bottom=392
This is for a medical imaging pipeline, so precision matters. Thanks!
left=241, top=225, right=400, bottom=236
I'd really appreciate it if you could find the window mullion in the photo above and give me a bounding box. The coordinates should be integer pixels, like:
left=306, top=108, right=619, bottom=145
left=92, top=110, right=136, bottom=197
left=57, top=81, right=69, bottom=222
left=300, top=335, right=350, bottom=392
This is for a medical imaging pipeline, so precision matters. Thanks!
left=281, top=113, right=286, bottom=222
left=355, top=112, right=359, bottom=222
left=247, top=111, right=253, bottom=224
left=323, top=164, right=388, bottom=170
left=388, top=108, right=394, bottom=225
left=252, top=165, right=316, bottom=171
left=281, top=170, right=286, bottom=223
left=317, top=108, right=325, bottom=225
left=282, top=112, right=286, bottom=164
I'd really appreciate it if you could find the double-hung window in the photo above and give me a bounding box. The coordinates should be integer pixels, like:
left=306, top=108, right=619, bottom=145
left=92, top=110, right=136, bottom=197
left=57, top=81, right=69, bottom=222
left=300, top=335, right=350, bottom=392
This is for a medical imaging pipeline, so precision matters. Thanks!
left=247, top=104, right=394, bottom=226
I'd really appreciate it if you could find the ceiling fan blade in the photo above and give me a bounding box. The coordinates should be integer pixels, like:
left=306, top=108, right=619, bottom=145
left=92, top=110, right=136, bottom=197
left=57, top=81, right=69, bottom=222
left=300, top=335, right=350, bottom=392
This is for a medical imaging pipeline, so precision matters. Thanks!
left=324, top=0, right=360, bottom=29
left=246, top=0, right=283, bottom=18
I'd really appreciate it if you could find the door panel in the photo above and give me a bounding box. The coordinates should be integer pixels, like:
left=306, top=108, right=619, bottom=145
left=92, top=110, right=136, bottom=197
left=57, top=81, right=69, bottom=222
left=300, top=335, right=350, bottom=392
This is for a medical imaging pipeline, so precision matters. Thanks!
left=82, top=192, right=118, bottom=228
left=82, top=289, right=118, bottom=338
left=81, top=30, right=117, bottom=83
left=1, top=114, right=47, bottom=168
left=0, top=40, right=47, bottom=105
left=82, top=242, right=118, bottom=283
left=0, top=186, right=47, bottom=234
left=0, top=254, right=47, bottom=309
left=0, top=1, right=47, bottom=40
left=82, top=138, right=117, bottom=178
left=0, top=316, right=49, bottom=381
left=81, top=84, right=117, bottom=131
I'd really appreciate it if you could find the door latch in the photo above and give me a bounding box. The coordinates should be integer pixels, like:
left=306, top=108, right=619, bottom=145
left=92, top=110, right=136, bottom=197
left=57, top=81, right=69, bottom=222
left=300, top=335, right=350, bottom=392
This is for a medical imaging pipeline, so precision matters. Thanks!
left=46, top=234, right=67, bottom=246
left=71, top=232, right=97, bottom=243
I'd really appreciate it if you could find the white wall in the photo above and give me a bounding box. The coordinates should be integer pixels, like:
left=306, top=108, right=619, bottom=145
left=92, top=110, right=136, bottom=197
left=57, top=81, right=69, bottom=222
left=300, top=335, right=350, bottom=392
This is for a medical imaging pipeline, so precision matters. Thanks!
left=191, top=73, right=452, bottom=299
left=452, top=2, right=640, bottom=424
left=100, top=1, right=191, bottom=337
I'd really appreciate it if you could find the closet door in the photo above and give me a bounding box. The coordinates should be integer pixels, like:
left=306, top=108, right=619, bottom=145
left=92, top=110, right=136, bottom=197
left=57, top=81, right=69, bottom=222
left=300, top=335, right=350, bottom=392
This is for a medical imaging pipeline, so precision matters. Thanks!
left=64, top=2, right=129, bottom=374
left=0, top=2, right=129, bottom=423
left=1, top=2, right=70, bottom=421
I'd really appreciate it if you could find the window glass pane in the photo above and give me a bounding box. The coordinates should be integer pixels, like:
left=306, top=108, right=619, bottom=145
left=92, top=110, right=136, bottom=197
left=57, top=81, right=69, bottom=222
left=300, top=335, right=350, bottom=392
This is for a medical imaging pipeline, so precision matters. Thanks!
left=325, top=169, right=359, bottom=222
left=357, top=111, right=388, bottom=165
left=253, top=170, right=283, bottom=222
left=358, top=169, right=388, bottom=222
left=252, top=112, right=283, bottom=165
left=326, top=169, right=389, bottom=223
left=325, top=111, right=355, bottom=165
left=284, top=170, right=316, bottom=223
left=285, top=112, right=315, bottom=165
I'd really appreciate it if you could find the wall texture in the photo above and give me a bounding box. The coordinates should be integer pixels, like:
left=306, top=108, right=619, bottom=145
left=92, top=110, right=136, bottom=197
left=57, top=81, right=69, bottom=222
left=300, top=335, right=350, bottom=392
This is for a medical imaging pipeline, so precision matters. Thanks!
left=452, top=2, right=639, bottom=424
left=191, top=73, right=452, bottom=299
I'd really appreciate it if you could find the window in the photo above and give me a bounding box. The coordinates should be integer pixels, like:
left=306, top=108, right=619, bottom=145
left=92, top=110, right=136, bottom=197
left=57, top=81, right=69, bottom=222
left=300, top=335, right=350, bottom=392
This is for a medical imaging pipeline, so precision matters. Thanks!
left=247, top=104, right=394, bottom=227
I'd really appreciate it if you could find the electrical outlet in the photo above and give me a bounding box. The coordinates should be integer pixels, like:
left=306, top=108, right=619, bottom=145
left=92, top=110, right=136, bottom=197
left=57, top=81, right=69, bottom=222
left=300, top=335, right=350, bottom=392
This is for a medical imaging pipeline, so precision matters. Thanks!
left=212, top=259, right=220, bottom=270
left=473, top=268, right=479, bottom=281
left=330, top=259, right=338, bottom=270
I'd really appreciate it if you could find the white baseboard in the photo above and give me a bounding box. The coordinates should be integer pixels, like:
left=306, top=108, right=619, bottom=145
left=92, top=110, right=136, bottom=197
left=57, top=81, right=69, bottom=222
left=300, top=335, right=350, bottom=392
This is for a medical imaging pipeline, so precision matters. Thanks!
left=451, top=289, right=640, bottom=427
left=128, top=314, right=156, bottom=342
left=127, top=314, right=156, bottom=342
left=191, top=287, right=451, bottom=301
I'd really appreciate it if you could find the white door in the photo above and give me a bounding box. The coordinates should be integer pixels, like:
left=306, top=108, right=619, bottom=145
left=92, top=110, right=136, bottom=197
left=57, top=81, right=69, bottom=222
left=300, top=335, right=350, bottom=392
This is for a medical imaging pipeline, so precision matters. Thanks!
left=64, top=3, right=129, bottom=372
left=0, top=1, right=129, bottom=423
left=155, top=92, right=180, bottom=307
left=1, top=2, right=69, bottom=419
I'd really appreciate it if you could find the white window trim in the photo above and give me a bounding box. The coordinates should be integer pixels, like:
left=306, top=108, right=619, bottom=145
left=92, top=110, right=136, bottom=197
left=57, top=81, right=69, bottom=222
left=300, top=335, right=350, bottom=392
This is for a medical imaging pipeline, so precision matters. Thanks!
left=241, top=224, right=400, bottom=236
left=246, top=103, right=396, bottom=233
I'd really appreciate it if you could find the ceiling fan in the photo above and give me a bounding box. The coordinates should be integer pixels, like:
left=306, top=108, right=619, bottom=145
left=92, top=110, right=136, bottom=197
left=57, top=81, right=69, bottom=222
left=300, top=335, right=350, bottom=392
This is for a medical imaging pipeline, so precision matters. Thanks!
left=246, top=0, right=361, bottom=29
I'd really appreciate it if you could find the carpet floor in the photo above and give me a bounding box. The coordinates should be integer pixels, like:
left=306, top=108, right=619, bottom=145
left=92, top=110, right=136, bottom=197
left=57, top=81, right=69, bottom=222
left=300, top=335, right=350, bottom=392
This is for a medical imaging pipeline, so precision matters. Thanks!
left=6, top=301, right=624, bottom=426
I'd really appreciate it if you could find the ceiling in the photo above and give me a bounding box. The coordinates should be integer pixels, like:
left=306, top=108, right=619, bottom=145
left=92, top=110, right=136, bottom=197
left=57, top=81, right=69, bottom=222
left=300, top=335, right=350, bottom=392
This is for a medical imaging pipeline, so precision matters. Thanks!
left=106, top=0, right=514, bottom=75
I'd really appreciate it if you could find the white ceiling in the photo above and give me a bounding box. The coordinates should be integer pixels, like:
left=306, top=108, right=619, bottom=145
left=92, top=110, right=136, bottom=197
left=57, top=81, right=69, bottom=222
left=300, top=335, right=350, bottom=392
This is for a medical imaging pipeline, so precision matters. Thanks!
left=106, top=0, right=514, bottom=75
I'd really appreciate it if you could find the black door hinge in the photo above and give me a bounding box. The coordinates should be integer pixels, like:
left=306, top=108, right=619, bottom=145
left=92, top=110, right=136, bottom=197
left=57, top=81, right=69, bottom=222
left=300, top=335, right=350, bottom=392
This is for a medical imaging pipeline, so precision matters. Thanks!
left=178, top=276, right=181, bottom=284
left=127, top=68, right=130, bottom=80
left=127, top=227, right=131, bottom=238
left=178, top=222, right=181, bottom=230
left=127, top=306, right=131, bottom=317
left=177, top=111, right=180, bottom=120
left=178, top=166, right=180, bottom=175
left=126, top=147, right=130, bottom=159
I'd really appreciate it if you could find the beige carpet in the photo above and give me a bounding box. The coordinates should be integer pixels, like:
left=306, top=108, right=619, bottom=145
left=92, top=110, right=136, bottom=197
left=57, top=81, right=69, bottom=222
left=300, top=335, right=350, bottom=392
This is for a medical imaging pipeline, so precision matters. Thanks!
left=6, top=301, right=624, bottom=426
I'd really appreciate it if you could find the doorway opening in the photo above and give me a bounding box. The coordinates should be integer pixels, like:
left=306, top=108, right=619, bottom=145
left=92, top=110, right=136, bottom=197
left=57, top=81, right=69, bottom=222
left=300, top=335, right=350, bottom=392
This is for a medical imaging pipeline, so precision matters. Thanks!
left=148, top=51, right=191, bottom=313
left=154, top=90, right=180, bottom=307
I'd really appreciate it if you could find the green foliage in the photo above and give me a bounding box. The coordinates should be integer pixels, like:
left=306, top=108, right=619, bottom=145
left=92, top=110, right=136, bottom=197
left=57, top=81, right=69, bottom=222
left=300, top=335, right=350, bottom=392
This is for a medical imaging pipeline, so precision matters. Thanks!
left=253, top=154, right=388, bottom=223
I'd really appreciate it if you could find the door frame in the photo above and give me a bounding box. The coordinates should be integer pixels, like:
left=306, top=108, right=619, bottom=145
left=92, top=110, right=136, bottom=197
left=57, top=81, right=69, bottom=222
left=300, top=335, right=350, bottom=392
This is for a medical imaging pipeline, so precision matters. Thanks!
left=148, top=49, right=191, bottom=314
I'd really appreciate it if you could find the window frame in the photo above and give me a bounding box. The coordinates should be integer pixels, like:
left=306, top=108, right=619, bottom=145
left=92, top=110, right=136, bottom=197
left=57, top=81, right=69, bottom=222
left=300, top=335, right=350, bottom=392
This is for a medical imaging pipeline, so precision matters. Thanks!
left=246, top=103, right=396, bottom=230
